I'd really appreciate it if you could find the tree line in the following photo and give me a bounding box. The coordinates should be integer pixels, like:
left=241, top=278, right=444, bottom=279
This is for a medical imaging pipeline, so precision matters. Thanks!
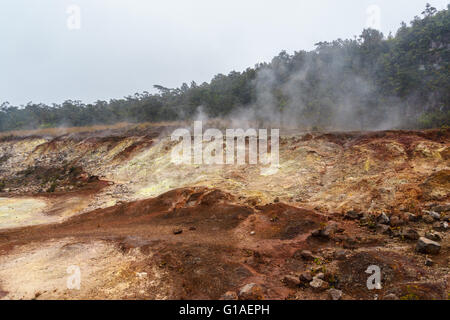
left=1, top=4, right=448, bottom=131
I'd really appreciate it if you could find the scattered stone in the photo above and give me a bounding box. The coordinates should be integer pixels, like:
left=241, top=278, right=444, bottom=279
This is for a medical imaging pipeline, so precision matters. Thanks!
left=432, top=221, right=448, bottom=232
left=400, top=228, right=420, bottom=240
left=312, top=221, right=339, bottom=239
left=345, top=210, right=362, bottom=220
left=323, top=222, right=339, bottom=236
left=299, top=272, right=313, bottom=284
left=376, top=224, right=391, bottom=235
left=298, top=250, right=315, bottom=261
left=406, top=212, right=420, bottom=222
left=328, top=288, right=342, bottom=300
left=172, top=229, right=183, bottom=235
left=273, top=197, right=280, bottom=203
left=383, top=293, right=399, bottom=300
left=377, top=213, right=390, bottom=225
left=430, top=204, right=450, bottom=213
left=314, top=272, right=325, bottom=280
left=423, top=215, right=435, bottom=224
left=283, top=275, right=301, bottom=288
left=432, top=221, right=441, bottom=230
left=425, top=258, right=434, bottom=266
left=391, top=228, right=401, bottom=238
left=359, top=213, right=371, bottom=225
left=221, top=291, right=238, bottom=300
left=312, top=229, right=321, bottom=237
left=425, top=231, right=442, bottom=242
left=390, top=215, right=405, bottom=227
left=238, top=283, right=264, bottom=300
left=250, top=231, right=256, bottom=236
left=416, top=237, right=441, bottom=255
left=309, top=278, right=329, bottom=291
left=424, top=210, right=440, bottom=220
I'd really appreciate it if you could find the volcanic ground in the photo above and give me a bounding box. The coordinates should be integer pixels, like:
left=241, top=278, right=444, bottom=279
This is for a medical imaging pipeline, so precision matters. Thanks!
left=0, top=123, right=448, bottom=300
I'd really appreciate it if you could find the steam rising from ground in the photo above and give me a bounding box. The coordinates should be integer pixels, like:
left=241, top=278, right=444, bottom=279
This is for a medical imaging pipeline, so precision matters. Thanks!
left=220, top=54, right=405, bottom=131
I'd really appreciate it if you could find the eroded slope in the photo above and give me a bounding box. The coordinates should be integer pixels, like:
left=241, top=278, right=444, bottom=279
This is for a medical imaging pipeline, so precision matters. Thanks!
left=0, top=124, right=448, bottom=300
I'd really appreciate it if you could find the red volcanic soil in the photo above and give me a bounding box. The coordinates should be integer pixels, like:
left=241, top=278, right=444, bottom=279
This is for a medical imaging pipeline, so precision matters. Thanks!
left=0, top=127, right=448, bottom=300
left=0, top=186, right=448, bottom=300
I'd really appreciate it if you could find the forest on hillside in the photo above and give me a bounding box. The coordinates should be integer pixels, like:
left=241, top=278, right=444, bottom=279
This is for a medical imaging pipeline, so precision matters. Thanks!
left=1, top=4, right=449, bottom=131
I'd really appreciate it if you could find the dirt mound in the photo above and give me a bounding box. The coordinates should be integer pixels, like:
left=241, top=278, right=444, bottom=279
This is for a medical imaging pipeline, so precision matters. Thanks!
left=0, top=188, right=320, bottom=246
left=0, top=187, right=331, bottom=299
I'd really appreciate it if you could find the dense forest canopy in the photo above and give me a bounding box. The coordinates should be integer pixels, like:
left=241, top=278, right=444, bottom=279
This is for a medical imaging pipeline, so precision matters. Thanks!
left=1, top=4, right=449, bottom=131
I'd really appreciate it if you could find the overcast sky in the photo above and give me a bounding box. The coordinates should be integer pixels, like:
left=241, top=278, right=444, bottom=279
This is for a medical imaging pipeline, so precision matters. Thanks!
left=1, top=0, right=448, bottom=105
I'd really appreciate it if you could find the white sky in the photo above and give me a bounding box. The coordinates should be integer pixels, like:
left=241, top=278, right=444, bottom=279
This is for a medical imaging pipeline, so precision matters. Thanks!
left=1, top=0, right=448, bottom=105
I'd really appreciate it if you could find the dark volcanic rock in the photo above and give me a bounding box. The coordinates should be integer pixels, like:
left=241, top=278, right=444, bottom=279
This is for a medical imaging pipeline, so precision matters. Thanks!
left=328, top=288, right=342, bottom=300
left=416, top=237, right=441, bottom=254
left=425, top=231, right=442, bottom=242
left=376, top=224, right=391, bottom=235
left=432, top=221, right=448, bottom=232
left=345, top=210, right=362, bottom=220
left=299, top=272, right=313, bottom=285
left=293, top=249, right=315, bottom=261
left=400, top=228, right=420, bottom=240
left=283, top=275, right=301, bottom=288
left=423, top=215, right=435, bottom=224
left=377, top=213, right=390, bottom=225
left=424, top=210, right=440, bottom=220
left=312, top=221, right=339, bottom=239
left=430, top=204, right=450, bottom=213
left=406, top=212, right=420, bottom=222
left=309, top=278, right=328, bottom=291
left=238, top=283, right=264, bottom=300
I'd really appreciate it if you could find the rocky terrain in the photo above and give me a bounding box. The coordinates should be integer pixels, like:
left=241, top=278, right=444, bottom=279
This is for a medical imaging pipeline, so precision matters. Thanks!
left=0, top=123, right=448, bottom=300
